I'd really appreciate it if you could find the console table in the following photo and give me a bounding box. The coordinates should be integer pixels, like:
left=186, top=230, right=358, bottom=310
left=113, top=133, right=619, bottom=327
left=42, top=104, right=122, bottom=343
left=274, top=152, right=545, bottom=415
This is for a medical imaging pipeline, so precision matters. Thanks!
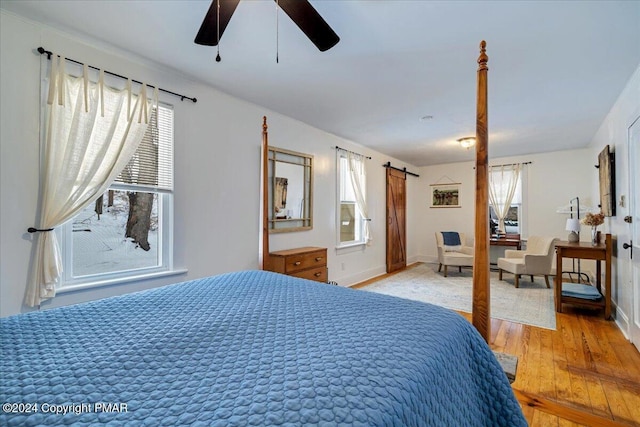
left=554, top=234, right=612, bottom=319
left=490, top=238, right=522, bottom=250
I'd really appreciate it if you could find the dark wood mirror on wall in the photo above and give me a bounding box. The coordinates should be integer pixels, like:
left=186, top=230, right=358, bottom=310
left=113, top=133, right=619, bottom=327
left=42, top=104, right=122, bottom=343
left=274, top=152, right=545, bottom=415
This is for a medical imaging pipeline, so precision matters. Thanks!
left=267, top=146, right=313, bottom=232
left=598, top=144, right=616, bottom=217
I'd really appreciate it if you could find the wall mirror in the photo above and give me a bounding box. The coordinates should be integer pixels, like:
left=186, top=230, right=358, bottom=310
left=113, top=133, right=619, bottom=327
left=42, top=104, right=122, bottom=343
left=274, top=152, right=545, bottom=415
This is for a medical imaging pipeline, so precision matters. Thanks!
left=267, top=146, right=313, bottom=232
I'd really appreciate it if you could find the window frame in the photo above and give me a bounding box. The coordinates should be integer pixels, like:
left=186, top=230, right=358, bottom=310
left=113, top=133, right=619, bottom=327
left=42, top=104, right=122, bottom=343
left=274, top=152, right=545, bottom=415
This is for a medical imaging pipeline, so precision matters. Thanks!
left=336, top=153, right=367, bottom=248
left=489, top=167, right=528, bottom=236
left=57, top=102, right=178, bottom=292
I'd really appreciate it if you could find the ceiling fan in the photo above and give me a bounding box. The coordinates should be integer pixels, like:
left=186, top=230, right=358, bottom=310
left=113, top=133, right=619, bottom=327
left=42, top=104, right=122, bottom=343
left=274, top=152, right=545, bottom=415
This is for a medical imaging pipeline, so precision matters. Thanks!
left=194, top=0, right=340, bottom=58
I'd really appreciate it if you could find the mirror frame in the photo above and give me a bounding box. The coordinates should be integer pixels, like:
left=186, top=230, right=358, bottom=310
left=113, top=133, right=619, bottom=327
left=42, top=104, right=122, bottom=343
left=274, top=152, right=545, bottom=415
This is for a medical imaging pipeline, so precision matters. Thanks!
left=267, top=146, right=313, bottom=233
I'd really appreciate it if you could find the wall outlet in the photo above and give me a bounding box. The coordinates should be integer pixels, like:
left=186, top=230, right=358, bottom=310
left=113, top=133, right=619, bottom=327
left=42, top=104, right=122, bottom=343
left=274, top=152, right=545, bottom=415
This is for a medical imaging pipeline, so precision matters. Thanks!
left=341, top=262, right=345, bottom=271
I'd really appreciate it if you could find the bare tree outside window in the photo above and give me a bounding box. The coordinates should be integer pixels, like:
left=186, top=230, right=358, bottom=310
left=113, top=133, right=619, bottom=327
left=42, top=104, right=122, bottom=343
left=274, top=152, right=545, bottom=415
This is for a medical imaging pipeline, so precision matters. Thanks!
left=66, top=104, right=172, bottom=281
left=119, top=108, right=159, bottom=251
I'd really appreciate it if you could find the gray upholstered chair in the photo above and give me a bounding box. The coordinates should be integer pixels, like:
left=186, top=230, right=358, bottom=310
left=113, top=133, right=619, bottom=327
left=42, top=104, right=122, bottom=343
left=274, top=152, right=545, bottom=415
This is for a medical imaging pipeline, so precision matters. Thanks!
left=497, top=236, right=557, bottom=288
left=435, top=232, right=474, bottom=277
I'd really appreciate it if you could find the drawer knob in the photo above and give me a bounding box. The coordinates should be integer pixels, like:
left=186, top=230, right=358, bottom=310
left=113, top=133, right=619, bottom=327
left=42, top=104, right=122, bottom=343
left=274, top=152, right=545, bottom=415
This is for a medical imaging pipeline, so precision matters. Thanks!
left=294, top=261, right=301, bottom=266
left=314, top=272, right=322, bottom=277
left=315, top=257, right=323, bottom=262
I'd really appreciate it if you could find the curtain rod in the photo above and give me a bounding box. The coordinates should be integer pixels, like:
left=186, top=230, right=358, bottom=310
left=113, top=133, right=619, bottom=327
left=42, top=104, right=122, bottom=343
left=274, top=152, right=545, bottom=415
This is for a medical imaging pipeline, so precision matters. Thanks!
left=37, top=47, right=197, bottom=103
left=490, top=161, right=532, bottom=168
left=334, top=146, right=371, bottom=159
left=383, top=162, right=420, bottom=177
left=474, top=161, right=532, bottom=170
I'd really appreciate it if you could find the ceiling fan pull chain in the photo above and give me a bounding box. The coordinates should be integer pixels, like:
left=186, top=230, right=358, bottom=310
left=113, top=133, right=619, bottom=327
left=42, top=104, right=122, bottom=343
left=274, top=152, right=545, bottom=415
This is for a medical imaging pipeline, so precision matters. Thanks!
left=215, top=0, right=221, bottom=62
left=276, top=0, right=280, bottom=63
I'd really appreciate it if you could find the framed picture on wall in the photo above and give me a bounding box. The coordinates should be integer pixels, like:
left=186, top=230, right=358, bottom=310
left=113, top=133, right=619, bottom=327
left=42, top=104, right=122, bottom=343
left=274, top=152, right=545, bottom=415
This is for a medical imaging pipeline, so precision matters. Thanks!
left=430, top=183, right=461, bottom=208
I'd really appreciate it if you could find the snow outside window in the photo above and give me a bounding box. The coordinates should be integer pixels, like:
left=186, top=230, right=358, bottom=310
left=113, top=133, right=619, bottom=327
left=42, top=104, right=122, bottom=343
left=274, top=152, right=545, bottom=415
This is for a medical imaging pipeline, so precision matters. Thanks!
left=59, top=104, right=174, bottom=288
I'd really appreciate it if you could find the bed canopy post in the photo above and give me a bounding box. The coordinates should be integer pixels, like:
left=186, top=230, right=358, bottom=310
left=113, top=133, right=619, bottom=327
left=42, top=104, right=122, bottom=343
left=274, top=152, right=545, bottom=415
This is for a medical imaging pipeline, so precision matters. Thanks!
left=261, top=116, right=270, bottom=270
left=473, top=41, right=490, bottom=342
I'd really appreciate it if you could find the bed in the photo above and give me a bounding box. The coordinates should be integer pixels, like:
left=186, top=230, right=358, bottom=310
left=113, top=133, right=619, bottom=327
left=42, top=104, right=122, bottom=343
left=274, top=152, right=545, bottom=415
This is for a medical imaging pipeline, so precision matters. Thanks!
left=1, top=270, right=526, bottom=426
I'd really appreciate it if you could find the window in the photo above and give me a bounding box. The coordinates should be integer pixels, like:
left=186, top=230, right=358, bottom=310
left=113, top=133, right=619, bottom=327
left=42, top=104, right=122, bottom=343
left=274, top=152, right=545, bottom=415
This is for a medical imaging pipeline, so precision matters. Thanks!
left=489, top=165, right=524, bottom=235
left=59, top=104, right=174, bottom=288
left=337, top=151, right=369, bottom=246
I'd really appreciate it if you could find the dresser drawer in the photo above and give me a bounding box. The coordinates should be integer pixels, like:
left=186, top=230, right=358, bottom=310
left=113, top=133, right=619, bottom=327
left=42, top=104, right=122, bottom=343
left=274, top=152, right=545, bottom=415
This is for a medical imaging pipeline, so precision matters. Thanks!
left=284, top=250, right=326, bottom=273
left=266, top=246, right=328, bottom=283
left=291, top=266, right=328, bottom=282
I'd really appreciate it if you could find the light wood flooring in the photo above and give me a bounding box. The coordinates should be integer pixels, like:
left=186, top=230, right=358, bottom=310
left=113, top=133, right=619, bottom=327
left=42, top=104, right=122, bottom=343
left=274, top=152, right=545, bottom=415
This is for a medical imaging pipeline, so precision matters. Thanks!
left=355, top=268, right=640, bottom=427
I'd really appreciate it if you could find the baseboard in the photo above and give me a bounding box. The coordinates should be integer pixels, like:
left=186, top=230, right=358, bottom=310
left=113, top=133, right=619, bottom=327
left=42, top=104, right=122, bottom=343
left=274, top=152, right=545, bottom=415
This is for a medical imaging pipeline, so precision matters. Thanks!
left=336, top=265, right=387, bottom=287
left=614, top=304, right=630, bottom=340
left=413, top=254, right=438, bottom=264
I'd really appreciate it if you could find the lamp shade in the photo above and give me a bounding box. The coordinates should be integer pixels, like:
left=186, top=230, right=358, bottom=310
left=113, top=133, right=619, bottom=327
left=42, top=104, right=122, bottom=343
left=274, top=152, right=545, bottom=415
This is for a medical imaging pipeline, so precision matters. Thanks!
left=566, top=218, right=580, bottom=232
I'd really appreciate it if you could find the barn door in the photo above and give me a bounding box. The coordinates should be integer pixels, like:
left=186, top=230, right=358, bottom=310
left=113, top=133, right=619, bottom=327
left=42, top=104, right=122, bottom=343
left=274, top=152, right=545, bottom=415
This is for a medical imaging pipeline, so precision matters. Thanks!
left=386, top=168, right=406, bottom=273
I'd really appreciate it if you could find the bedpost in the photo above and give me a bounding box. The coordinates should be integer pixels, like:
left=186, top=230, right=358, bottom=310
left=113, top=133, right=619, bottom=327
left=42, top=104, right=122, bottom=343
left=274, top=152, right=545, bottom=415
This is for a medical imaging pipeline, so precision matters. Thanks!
left=261, top=116, right=270, bottom=270
left=473, top=41, right=490, bottom=342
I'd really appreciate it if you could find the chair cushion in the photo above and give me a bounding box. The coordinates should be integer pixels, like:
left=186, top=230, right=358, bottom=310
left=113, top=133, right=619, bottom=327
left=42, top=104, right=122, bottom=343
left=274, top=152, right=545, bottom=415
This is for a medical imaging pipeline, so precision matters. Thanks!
left=497, top=258, right=526, bottom=274
left=441, top=252, right=473, bottom=267
left=561, top=283, right=602, bottom=300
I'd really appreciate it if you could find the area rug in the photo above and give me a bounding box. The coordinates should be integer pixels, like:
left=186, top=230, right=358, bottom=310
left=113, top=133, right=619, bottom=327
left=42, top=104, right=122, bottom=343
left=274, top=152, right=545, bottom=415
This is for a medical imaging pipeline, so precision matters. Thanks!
left=362, top=263, right=556, bottom=330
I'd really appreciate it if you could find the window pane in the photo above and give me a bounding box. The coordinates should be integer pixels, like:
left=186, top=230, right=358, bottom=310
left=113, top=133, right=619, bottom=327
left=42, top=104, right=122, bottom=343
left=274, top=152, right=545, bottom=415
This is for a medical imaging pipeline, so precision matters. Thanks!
left=337, top=153, right=366, bottom=245
left=114, top=104, right=174, bottom=191
left=490, top=205, right=520, bottom=234
left=340, top=202, right=357, bottom=242
left=339, top=157, right=356, bottom=202
left=505, top=205, right=519, bottom=233
left=490, top=169, right=522, bottom=204
left=72, top=190, right=159, bottom=276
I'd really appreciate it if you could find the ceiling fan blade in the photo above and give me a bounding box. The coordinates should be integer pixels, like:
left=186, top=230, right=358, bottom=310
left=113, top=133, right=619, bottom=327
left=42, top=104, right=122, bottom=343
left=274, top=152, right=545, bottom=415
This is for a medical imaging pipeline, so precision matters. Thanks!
left=276, top=0, right=340, bottom=52
left=194, top=0, right=241, bottom=46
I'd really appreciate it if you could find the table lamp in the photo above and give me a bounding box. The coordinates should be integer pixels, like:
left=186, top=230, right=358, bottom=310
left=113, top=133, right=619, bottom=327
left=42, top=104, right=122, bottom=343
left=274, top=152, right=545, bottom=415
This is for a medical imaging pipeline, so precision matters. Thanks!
left=566, top=218, right=580, bottom=243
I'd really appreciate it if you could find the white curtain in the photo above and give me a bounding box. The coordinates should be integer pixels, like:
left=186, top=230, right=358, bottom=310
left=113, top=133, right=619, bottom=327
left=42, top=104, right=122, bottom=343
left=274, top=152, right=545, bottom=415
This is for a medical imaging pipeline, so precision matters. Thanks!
left=346, top=151, right=371, bottom=245
left=25, top=54, right=156, bottom=307
left=488, top=164, right=522, bottom=232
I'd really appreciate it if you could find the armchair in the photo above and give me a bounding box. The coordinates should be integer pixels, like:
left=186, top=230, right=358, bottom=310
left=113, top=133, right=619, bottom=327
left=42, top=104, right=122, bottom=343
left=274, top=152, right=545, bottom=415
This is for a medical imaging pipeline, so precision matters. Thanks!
left=497, top=236, right=557, bottom=288
left=435, top=232, right=474, bottom=277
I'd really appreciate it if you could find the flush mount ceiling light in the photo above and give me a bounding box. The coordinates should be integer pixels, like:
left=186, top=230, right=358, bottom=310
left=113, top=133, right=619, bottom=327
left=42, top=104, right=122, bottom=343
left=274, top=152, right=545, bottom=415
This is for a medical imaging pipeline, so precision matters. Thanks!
left=457, top=137, right=476, bottom=149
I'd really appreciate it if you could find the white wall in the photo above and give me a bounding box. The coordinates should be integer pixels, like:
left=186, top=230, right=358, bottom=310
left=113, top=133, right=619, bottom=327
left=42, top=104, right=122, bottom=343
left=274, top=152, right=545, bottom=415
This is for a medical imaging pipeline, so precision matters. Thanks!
left=0, top=11, right=415, bottom=317
left=588, top=65, right=640, bottom=336
left=414, top=149, right=596, bottom=264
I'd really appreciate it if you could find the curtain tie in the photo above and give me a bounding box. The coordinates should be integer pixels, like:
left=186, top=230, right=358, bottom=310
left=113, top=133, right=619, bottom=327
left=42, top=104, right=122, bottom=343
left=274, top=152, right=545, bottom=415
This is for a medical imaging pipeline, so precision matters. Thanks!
left=27, top=227, right=54, bottom=233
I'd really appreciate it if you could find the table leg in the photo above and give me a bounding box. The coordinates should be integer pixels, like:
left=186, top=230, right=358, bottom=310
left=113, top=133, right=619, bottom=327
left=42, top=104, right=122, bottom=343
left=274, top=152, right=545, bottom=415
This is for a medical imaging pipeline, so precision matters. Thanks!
left=604, top=238, right=612, bottom=320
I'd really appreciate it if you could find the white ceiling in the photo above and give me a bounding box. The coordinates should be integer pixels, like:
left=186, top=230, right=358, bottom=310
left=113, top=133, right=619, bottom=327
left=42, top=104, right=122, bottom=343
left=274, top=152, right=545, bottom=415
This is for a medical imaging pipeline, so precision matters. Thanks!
left=2, top=0, right=639, bottom=166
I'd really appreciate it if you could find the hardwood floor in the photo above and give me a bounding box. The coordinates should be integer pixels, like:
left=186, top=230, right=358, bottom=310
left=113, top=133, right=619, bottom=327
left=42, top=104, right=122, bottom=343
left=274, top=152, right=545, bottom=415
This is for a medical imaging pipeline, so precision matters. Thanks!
left=356, top=268, right=640, bottom=426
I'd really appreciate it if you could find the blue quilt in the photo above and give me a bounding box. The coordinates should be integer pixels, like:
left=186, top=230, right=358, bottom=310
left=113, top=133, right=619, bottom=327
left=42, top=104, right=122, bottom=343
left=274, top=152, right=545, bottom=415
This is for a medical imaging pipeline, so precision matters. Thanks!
left=1, top=270, right=526, bottom=426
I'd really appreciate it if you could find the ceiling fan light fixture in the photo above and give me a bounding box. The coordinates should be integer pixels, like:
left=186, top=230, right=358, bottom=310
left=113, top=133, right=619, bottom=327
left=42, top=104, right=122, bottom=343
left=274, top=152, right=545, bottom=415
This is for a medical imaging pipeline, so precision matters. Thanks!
left=457, top=137, right=476, bottom=149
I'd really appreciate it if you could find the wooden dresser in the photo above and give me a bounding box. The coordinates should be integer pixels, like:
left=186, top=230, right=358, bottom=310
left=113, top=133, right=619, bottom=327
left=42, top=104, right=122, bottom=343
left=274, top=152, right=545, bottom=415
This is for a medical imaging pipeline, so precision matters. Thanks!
left=266, top=246, right=328, bottom=282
